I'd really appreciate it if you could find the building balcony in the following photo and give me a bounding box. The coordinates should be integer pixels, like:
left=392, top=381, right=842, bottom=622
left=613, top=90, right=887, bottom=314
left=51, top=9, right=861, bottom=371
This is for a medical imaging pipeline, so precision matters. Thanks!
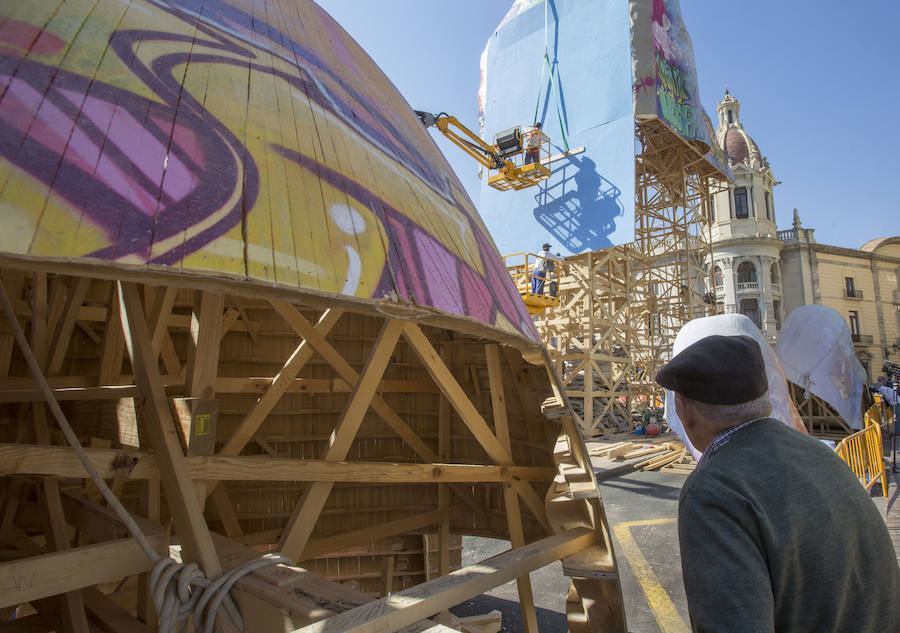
left=844, top=289, right=864, bottom=299
left=851, top=334, right=874, bottom=344
left=777, top=229, right=796, bottom=241
left=737, top=281, right=759, bottom=292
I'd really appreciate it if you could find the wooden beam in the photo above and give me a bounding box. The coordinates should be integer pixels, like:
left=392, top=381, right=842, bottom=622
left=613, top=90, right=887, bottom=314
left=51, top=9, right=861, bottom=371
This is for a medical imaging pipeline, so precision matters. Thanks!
left=97, top=284, right=124, bottom=387
left=118, top=281, right=222, bottom=577
left=301, top=506, right=465, bottom=560
left=269, top=303, right=435, bottom=460
left=402, top=325, right=549, bottom=529
left=41, top=479, right=90, bottom=633
left=289, top=528, right=596, bottom=633
left=270, top=304, right=487, bottom=516
left=485, top=344, right=538, bottom=633
left=0, top=377, right=443, bottom=403
left=184, top=290, right=224, bottom=400
left=0, top=533, right=169, bottom=609
left=217, top=309, right=343, bottom=457
left=278, top=318, right=404, bottom=561
left=0, top=445, right=557, bottom=483
left=437, top=346, right=451, bottom=577
left=47, top=277, right=90, bottom=376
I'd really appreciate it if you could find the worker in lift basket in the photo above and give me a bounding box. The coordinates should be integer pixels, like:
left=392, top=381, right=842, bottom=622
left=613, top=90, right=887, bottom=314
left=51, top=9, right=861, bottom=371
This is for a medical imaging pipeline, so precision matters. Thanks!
left=524, top=121, right=545, bottom=165
left=656, top=334, right=900, bottom=633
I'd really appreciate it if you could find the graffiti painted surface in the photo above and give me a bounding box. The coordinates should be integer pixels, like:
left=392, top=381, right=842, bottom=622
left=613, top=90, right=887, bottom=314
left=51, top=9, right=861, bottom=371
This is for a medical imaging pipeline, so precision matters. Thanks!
left=0, top=0, right=537, bottom=341
left=478, top=0, right=635, bottom=257
left=632, top=0, right=707, bottom=149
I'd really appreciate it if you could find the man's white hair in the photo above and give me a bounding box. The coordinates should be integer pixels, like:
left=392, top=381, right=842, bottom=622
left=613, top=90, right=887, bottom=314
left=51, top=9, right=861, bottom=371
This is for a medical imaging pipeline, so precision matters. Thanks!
left=686, top=393, right=773, bottom=429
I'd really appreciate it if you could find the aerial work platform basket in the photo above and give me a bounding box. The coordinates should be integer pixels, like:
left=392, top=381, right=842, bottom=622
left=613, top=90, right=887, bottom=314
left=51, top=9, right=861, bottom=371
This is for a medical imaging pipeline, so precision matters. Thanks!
left=487, top=126, right=552, bottom=191
left=505, top=251, right=562, bottom=313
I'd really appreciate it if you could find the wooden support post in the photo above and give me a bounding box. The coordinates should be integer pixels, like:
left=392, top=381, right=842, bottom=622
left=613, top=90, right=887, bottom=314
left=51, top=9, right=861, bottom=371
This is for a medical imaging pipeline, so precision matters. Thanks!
left=278, top=318, right=404, bottom=561
left=136, top=477, right=160, bottom=630
left=485, top=344, right=538, bottom=633
left=40, top=479, right=90, bottom=633
left=47, top=277, right=90, bottom=376
left=437, top=346, right=450, bottom=578
left=289, top=528, right=595, bottom=633
left=98, top=284, right=124, bottom=387
left=117, top=282, right=222, bottom=577
left=402, top=324, right=549, bottom=529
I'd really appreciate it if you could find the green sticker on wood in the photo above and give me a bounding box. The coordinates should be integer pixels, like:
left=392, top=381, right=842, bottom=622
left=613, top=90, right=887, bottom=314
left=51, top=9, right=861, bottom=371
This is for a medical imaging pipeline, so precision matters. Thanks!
left=195, top=413, right=211, bottom=436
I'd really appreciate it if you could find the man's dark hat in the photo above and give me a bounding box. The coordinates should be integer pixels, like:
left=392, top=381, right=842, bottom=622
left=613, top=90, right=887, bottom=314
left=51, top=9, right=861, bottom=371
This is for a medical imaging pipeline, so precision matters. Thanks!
left=655, top=334, right=767, bottom=405
left=542, top=243, right=551, bottom=250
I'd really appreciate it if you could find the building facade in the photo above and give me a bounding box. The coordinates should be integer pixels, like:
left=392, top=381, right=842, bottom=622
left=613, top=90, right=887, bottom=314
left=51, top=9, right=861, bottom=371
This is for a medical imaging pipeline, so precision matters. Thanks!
left=708, top=91, right=900, bottom=379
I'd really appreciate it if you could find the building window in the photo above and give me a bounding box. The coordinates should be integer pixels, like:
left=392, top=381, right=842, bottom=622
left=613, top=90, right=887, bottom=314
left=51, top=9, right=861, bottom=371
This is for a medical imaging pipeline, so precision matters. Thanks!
left=845, top=277, right=856, bottom=298
left=764, top=191, right=772, bottom=220
left=714, top=266, right=723, bottom=288
left=740, top=298, right=761, bottom=328
left=727, top=110, right=733, bottom=124
left=734, top=187, right=749, bottom=219
left=770, top=263, right=780, bottom=286
left=773, top=299, right=782, bottom=330
left=709, top=195, right=716, bottom=222
left=849, top=310, right=860, bottom=340
left=737, top=261, right=757, bottom=284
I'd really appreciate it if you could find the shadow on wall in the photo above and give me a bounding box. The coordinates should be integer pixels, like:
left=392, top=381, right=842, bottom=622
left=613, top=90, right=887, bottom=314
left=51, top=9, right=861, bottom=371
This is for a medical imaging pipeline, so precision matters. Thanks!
left=532, top=155, right=624, bottom=253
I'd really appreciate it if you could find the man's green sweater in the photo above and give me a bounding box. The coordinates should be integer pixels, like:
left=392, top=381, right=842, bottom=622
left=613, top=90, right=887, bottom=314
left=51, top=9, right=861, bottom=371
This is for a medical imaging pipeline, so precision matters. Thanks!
left=678, top=419, right=900, bottom=632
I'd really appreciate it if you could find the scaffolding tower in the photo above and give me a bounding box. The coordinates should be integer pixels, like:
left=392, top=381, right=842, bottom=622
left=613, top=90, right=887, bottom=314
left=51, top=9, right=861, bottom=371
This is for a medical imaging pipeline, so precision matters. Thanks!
left=535, top=119, right=730, bottom=436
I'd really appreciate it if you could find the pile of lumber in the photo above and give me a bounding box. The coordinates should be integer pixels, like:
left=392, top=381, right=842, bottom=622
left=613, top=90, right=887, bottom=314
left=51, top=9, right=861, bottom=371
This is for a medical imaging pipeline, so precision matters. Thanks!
left=590, top=441, right=695, bottom=474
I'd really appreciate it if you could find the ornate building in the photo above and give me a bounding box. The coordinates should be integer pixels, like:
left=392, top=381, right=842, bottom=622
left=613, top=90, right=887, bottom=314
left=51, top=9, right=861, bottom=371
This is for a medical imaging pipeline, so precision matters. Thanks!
left=708, top=91, right=783, bottom=341
left=708, top=91, right=900, bottom=378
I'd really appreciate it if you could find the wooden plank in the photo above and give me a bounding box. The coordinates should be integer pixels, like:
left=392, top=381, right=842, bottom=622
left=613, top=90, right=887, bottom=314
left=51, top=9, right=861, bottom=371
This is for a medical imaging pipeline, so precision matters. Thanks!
left=204, top=534, right=460, bottom=633
left=0, top=534, right=169, bottom=609
left=148, top=286, right=178, bottom=358
left=437, top=346, right=451, bottom=577
left=289, top=528, right=596, bottom=633
left=278, top=318, right=404, bottom=561
left=83, top=588, right=155, bottom=633
left=184, top=291, right=224, bottom=400
left=97, top=284, right=124, bottom=387
left=0, top=377, right=441, bottom=403
left=47, top=277, right=90, bottom=376
left=485, top=344, right=538, bottom=633
left=40, top=479, right=90, bottom=633
left=0, top=445, right=555, bottom=483
left=403, top=325, right=549, bottom=529
left=301, top=506, right=465, bottom=560
left=210, top=484, right=243, bottom=538
left=118, top=282, right=222, bottom=577
left=0, top=614, right=53, bottom=633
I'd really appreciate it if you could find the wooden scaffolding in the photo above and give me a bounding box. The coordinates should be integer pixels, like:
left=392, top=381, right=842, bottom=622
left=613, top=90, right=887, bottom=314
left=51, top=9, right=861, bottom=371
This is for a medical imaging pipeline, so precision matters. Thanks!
left=535, top=120, right=728, bottom=436
left=0, top=266, right=628, bottom=633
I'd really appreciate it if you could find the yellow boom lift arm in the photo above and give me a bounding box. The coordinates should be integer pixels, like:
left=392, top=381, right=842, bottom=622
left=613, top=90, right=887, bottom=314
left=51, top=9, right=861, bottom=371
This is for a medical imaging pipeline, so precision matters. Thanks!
left=415, top=111, right=551, bottom=191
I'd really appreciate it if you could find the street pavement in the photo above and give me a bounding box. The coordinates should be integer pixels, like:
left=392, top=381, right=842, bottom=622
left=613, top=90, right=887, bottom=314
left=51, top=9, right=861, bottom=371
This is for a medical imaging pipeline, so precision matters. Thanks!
left=452, top=440, right=694, bottom=633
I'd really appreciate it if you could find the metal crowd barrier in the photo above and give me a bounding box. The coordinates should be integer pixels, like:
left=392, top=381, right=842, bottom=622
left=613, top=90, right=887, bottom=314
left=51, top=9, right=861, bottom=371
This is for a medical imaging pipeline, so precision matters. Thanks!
left=834, top=401, right=888, bottom=497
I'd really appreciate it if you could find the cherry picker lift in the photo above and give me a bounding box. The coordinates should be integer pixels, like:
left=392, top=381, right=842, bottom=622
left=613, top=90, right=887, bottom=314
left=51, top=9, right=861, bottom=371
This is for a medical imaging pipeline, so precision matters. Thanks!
left=415, top=110, right=560, bottom=313
left=414, top=111, right=551, bottom=191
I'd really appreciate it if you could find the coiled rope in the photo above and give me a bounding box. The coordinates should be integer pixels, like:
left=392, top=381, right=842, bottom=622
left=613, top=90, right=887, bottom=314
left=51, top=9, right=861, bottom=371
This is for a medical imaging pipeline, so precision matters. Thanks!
left=0, top=281, right=288, bottom=633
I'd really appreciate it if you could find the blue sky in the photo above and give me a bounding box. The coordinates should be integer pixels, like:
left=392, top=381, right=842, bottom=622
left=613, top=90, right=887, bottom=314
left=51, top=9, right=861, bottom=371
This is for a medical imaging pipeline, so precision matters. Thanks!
left=315, top=1, right=898, bottom=250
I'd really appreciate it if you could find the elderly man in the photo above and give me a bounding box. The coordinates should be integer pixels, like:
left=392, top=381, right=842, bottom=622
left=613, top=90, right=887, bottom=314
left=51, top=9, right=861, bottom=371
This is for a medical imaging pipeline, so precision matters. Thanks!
left=656, top=334, right=899, bottom=633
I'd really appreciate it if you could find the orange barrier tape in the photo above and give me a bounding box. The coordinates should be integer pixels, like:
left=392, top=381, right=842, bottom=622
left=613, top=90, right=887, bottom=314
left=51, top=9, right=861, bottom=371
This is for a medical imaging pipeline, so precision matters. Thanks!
left=834, top=403, right=888, bottom=497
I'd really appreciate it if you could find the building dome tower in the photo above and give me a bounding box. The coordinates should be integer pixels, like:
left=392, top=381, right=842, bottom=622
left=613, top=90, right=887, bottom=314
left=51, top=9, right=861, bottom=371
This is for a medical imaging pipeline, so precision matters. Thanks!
left=708, top=90, right=783, bottom=341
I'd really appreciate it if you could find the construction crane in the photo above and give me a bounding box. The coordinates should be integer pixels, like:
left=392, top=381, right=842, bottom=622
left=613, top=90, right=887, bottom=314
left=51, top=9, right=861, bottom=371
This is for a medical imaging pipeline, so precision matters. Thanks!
left=414, top=111, right=551, bottom=191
